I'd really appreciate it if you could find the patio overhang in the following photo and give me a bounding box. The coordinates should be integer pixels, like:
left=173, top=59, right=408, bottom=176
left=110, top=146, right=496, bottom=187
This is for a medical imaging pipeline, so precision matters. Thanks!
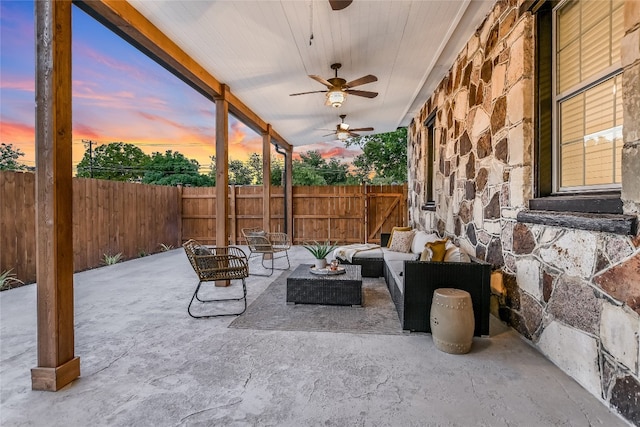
left=31, top=0, right=495, bottom=391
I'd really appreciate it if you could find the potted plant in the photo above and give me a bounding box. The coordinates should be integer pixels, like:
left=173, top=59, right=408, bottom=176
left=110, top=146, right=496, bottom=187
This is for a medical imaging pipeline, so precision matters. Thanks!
left=303, top=241, right=338, bottom=269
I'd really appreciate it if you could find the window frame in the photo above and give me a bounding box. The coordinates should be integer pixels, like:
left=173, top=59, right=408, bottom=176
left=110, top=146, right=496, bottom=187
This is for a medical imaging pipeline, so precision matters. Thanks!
left=422, top=111, right=437, bottom=211
left=529, top=0, right=623, bottom=215
left=551, top=0, right=624, bottom=194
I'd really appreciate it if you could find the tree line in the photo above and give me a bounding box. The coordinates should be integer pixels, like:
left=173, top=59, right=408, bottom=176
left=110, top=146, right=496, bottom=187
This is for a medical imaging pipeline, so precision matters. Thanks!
left=0, top=128, right=407, bottom=186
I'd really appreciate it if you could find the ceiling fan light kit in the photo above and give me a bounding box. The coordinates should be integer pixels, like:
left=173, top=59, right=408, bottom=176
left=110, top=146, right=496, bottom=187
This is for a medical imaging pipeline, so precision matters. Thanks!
left=326, top=89, right=346, bottom=108
left=323, top=114, right=374, bottom=141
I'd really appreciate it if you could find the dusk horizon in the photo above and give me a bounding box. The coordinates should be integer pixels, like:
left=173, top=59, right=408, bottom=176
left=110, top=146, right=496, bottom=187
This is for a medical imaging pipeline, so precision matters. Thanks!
left=0, top=1, right=362, bottom=174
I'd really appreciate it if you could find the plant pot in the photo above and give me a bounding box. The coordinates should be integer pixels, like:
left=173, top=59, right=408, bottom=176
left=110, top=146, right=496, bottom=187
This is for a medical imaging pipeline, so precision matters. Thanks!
left=314, top=258, right=327, bottom=269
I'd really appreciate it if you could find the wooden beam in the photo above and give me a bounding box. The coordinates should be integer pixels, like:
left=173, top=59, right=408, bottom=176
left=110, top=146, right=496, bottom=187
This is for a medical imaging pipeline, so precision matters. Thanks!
left=263, top=125, right=272, bottom=233
left=32, top=0, right=80, bottom=391
left=76, top=0, right=220, bottom=99
left=75, top=0, right=294, bottom=150
left=270, top=130, right=292, bottom=152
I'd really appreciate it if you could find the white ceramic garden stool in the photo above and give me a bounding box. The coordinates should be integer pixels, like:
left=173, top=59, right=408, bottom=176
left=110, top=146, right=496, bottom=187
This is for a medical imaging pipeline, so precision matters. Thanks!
left=430, top=288, right=474, bottom=354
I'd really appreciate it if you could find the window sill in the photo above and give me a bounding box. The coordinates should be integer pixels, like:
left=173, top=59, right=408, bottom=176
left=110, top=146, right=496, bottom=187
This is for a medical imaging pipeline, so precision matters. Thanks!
left=421, top=202, right=436, bottom=212
left=528, top=193, right=622, bottom=214
left=517, top=210, right=638, bottom=236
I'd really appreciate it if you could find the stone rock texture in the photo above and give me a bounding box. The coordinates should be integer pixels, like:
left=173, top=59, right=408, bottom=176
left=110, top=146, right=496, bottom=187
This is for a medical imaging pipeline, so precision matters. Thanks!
left=594, top=253, right=640, bottom=314
left=404, top=1, right=640, bottom=424
left=546, top=276, right=602, bottom=335
left=610, top=376, right=640, bottom=425
left=512, top=222, right=535, bottom=254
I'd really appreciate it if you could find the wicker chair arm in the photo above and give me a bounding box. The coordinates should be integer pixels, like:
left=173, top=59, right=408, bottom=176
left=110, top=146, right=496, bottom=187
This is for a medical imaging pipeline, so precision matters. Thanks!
left=267, top=232, right=291, bottom=247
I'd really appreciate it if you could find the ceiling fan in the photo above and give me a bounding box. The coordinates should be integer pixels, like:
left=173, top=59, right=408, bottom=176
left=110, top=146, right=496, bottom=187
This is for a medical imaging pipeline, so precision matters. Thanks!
left=328, top=0, right=353, bottom=11
left=323, top=115, right=374, bottom=141
left=290, top=63, right=378, bottom=108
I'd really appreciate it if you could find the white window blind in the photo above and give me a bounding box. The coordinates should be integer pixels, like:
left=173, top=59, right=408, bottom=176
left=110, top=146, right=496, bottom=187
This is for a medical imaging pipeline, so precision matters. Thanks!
left=555, top=0, right=624, bottom=191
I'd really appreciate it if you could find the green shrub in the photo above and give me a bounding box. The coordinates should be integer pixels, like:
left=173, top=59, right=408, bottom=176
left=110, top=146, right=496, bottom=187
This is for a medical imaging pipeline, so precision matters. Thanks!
left=0, top=269, right=24, bottom=291
left=102, top=252, right=123, bottom=265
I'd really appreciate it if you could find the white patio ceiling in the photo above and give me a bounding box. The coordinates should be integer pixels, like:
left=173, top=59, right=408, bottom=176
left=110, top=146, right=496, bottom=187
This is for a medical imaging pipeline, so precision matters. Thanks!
left=127, top=0, right=494, bottom=147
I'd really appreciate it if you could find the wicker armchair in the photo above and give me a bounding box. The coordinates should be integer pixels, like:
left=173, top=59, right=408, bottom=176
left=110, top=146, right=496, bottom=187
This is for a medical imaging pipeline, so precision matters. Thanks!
left=182, top=239, right=249, bottom=318
left=241, top=227, right=291, bottom=276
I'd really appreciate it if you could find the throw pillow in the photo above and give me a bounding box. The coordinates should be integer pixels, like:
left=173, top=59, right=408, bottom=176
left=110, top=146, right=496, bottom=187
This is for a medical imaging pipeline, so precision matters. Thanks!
left=387, top=226, right=412, bottom=247
left=388, top=230, right=415, bottom=253
left=425, top=239, right=448, bottom=262
left=419, top=247, right=433, bottom=261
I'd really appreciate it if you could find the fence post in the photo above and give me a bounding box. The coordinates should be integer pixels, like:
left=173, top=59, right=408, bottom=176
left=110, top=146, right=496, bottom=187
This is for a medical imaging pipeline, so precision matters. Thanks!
left=176, top=185, right=183, bottom=245
left=229, top=184, right=237, bottom=244
left=363, top=183, right=368, bottom=243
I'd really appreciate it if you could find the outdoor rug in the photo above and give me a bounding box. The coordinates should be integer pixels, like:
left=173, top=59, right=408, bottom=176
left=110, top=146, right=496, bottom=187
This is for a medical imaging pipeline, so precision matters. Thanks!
left=229, top=270, right=403, bottom=335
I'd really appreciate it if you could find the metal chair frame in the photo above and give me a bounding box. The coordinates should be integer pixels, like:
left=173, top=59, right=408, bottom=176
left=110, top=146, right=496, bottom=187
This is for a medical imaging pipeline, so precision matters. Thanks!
left=241, top=227, right=291, bottom=276
left=182, top=239, right=249, bottom=319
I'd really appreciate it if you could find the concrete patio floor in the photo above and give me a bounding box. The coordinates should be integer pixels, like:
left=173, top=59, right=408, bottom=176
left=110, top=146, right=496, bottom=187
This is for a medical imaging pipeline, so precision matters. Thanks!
left=0, top=246, right=629, bottom=426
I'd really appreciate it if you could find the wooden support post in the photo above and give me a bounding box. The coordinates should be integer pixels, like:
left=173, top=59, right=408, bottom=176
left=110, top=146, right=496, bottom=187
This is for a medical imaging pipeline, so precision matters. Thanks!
left=285, top=147, right=293, bottom=240
left=262, top=126, right=272, bottom=233
left=31, top=0, right=80, bottom=391
left=215, top=85, right=230, bottom=286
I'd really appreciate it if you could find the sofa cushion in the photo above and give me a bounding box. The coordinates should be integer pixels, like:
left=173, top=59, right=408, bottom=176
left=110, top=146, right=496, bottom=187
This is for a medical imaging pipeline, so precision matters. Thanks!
left=382, top=248, right=419, bottom=262
left=443, top=245, right=474, bottom=263
left=425, top=239, right=448, bottom=262
left=410, top=231, right=440, bottom=254
left=387, top=226, right=412, bottom=247
left=388, top=230, right=414, bottom=253
left=351, top=247, right=384, bottom=259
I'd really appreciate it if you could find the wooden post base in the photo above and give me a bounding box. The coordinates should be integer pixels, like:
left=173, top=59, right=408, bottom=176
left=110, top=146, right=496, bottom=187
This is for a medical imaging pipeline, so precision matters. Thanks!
left=31, top=356, right=80, bottom=391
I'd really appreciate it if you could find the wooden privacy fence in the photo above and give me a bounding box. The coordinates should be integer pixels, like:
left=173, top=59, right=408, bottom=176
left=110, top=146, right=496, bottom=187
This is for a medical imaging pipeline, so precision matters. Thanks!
left=181, top=184, right=407, bottom=245
left=1, top=170, right=407, bottom=284
left=1, top=171, right=181, bottom=284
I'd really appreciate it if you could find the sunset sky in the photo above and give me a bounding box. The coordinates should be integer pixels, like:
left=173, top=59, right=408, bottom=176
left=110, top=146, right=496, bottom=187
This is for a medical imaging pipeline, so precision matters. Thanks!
left=0, top=1, right=360, bottom=173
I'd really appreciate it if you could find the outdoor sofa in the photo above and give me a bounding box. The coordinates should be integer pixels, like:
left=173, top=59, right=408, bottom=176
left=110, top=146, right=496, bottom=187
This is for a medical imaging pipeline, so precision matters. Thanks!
left=337, top=230, right=491, bottom=336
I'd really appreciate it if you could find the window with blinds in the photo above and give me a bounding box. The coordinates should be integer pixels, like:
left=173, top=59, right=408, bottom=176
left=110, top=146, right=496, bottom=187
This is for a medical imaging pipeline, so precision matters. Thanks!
left=554, top=0, right=624, bottom=191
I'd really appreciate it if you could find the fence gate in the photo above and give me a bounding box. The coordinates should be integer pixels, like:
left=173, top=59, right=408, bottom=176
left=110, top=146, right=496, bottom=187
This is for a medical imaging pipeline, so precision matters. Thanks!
left=181, top=184, right=407, bottom=246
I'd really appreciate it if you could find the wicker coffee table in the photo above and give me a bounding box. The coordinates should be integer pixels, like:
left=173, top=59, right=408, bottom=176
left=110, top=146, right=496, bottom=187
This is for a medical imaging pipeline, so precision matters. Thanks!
left=286, top=264, right=363, bottom=306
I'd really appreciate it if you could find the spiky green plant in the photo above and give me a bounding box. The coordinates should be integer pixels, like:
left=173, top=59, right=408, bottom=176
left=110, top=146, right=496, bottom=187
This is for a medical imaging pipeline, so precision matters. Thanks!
left=0, top=269, right=24, bottom=291
left=302, top=241, right=338, bottom=259
left=159, top=243, right=174, bottom=252
left=102, top=252, right=123, bottom=265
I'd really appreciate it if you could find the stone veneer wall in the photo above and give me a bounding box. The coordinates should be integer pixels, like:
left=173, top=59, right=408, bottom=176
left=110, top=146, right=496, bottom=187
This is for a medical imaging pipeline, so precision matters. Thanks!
left=407, top=0, right=640, bottom=424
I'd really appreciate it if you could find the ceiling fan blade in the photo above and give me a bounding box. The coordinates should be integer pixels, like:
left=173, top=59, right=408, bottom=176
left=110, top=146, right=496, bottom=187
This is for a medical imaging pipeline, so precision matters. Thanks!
left=347, top=132, right=361, bottom=137
left=349, top=127, right=374, bottom=132
left=309, top=74, right=333, bottom=88
left=345, top=75, right=378, bottom=88
left=289, top=90, right=328, bottom=96
left=322, top=132, right=337, bottom=137
left=345, top=89, right=378, bottom=98
left=328, top=0, right=353, bottom=11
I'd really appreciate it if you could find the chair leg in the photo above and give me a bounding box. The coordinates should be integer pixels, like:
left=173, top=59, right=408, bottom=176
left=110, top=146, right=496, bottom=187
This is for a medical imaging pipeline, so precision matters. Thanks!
left=188, top=279, right=247, bottom=319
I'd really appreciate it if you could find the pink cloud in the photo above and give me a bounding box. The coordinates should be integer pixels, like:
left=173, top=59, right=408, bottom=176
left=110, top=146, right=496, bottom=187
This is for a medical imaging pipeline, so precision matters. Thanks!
left=73, top=43, right=145, bottom=80
left=73, top=123, right=103, bottom=141
left=0, top=78, right=34, bottom=92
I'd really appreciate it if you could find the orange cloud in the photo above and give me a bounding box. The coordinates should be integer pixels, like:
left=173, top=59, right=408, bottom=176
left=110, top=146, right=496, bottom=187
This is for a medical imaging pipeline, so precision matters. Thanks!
left=0, top=120, right=34, bottom=143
